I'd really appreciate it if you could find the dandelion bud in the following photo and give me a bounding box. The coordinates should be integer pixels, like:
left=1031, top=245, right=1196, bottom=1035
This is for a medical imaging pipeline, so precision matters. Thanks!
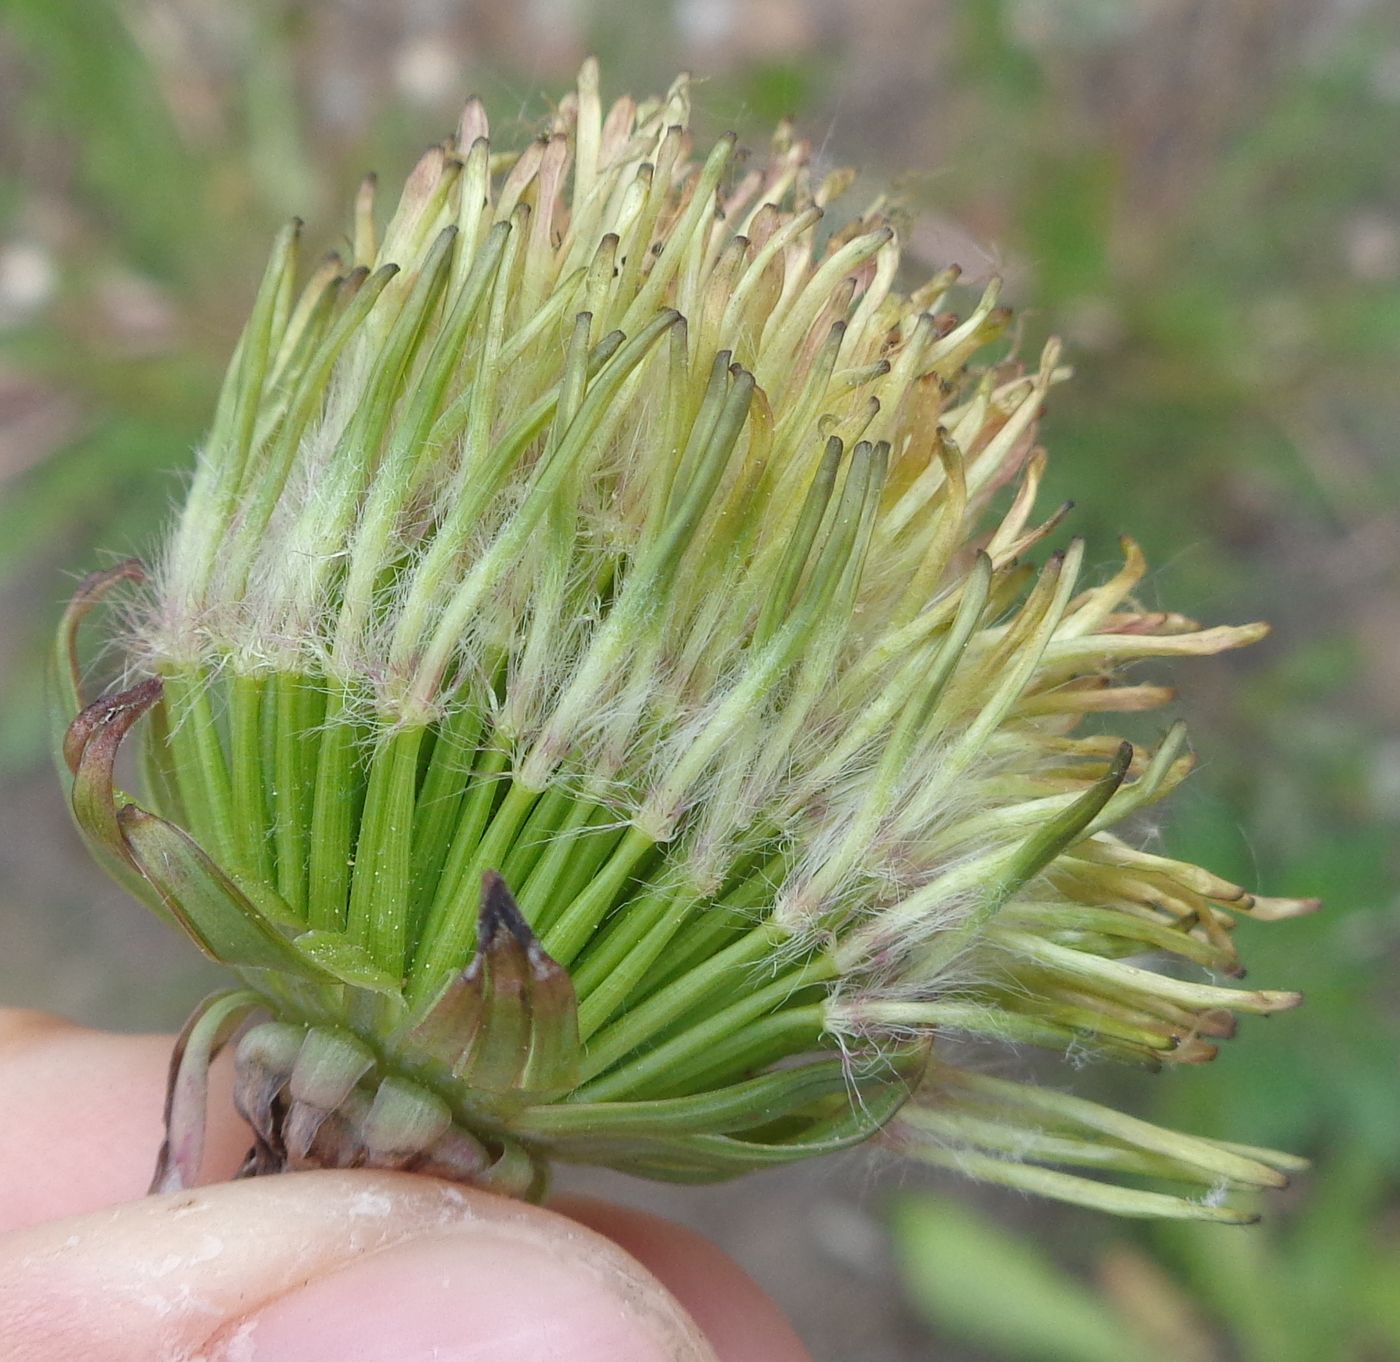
left=56, top=61, right=1312, bottom=1221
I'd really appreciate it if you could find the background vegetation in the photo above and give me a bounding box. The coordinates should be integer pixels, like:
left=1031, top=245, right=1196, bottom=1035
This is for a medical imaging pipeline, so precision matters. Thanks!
left=2, top=3, right=1396, bottom=1358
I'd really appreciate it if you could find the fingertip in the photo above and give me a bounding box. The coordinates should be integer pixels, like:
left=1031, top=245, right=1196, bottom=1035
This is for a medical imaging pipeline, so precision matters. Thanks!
left=557, top=1195, right=812, bottom=1362
left=0, top=1172, right=716, bottom=1362
left=211, top=1220, right=715, bottom=1362
left=0, top=1008, right=249, bottom=1232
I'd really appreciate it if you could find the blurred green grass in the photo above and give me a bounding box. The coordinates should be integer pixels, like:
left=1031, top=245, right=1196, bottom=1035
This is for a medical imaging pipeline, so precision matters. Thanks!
left=1, top=2, right=1397, bottom=1358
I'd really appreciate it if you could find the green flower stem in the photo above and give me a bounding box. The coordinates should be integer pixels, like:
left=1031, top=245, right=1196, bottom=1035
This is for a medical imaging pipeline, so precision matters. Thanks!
left=229, top=673, right=272, bottom=883
left=615, top=134, right=732, bottom=339
left=576, top=918, right=799, bottom=1084
left=497, top=783, right=582, bottom=888
left=639, top=1003, right=830, bottom=1099
left=570, top=873, right=688, bottom=985
left=139, top=695, right=186, bottom=824
left=254, top=255, right=339, bottom=439
left=161, top=667, right=237, bottom=867
left=521, top=806, right=627, bottom=929
left=407, top=754, right=532, bottom=1004
left=271, top=672, right=324, bottom=918
left=407, top=702, right=487, bottom=912
left=909, top=1146, right=1253, bottom=1223
left=575, top=957, right=834, bottom=1103
left=459, top=777, right=541, bottom=894
left=540, top=823, right=657, bottom=967
left=414, top=741, right=509, bottom=931
left=572, top=847, right=786, bottom=1033
left=307, top=685, right=361, bottom=931
left=640, top=865, right=782, bottom=995
left=573, top=883, right=696, bottom=1038
left=519, top=1055, right=852, bottom=1139
left=345, top=725, right=424, bottom=976
left=638, top=448, right=881, bottom=841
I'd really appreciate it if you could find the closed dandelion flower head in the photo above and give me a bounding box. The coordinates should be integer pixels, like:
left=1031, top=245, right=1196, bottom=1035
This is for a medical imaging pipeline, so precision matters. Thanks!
left=57, top=62, right=1313, bottom=1219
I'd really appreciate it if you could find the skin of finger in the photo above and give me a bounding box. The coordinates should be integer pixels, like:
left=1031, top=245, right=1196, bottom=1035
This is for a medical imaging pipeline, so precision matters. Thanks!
left=0, top=1170, right=718, bottom=1362
left=558, top=1196, right=813, bottom=1362
left=0, top=1011, right=249, bottom=1233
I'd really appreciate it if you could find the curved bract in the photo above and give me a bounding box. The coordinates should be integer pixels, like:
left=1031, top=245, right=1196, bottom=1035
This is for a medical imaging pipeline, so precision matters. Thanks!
left=55, top=62, right=1312, bottom=1221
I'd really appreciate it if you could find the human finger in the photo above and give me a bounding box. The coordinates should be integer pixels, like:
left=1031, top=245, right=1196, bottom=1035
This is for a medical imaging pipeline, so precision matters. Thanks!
left=559, top=1195, right=813, bottom=1362
left=0, top=1008, right=248, bottom=1232
left=0, top=1169, right=716, bottom=1362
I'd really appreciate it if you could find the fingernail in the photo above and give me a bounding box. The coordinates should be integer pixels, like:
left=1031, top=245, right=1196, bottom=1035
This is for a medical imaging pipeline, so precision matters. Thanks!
left=212, top=1225, right=715, bottom=1362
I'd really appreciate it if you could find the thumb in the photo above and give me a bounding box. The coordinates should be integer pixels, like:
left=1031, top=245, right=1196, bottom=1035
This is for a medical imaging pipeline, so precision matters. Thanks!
left=0, top=1170, right=716, bottom=1362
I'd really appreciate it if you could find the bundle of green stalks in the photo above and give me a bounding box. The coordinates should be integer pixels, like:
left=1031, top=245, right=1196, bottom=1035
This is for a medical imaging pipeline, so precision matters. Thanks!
left=55, top=61, right=1314, bottom=1221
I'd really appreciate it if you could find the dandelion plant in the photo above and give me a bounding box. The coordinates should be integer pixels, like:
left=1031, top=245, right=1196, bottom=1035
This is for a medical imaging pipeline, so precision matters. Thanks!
left=55, top=62, right=1314, bottom=1221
